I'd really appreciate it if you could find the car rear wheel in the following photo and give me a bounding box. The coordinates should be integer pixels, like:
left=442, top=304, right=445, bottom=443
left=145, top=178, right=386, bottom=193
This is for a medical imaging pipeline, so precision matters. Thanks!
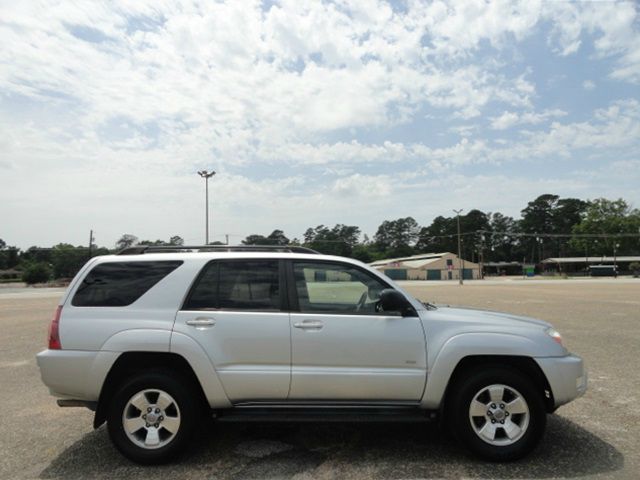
left=448, top=366, right=546, bottom=461
left=107, top=372, right=198, bottom=464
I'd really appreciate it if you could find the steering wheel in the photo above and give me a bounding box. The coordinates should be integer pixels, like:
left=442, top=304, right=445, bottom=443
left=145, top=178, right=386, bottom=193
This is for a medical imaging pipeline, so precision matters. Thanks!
left=355, top=291, right=368, bottom=312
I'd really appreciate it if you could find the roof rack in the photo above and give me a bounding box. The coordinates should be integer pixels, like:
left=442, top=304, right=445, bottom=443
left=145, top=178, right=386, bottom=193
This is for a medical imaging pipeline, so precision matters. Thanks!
left=116, top=245, right=320, bottom=255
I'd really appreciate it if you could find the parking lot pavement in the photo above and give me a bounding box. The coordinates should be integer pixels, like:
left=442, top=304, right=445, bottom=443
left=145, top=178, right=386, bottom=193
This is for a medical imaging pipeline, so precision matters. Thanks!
left=1, top=280, right=639, bottom=479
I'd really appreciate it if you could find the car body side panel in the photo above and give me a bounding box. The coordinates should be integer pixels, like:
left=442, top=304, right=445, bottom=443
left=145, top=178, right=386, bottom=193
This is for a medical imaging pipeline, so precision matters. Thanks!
left=36, top=349, right=119, bottom=400
left=289, top=313, right=427, bottom=401
left=169, top=331, right=232, bottom=408
left=420, top=332, right=556, bottom=409
left=99, top=329, right=172, bottom=352
left=174, top=311, right=291, bottom=402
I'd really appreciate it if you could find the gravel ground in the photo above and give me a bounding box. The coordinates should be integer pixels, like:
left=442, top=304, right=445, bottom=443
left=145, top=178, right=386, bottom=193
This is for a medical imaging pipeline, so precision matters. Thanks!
left=1, top=279, right=638, bottom=479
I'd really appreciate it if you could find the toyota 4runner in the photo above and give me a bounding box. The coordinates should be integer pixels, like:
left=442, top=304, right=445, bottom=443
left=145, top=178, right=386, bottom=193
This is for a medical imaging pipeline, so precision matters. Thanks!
left=36, top=245, right=587, bottom=464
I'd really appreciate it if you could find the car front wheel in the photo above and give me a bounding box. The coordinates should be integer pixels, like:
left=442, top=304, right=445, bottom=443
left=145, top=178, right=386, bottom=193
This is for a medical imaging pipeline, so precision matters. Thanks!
left=448, top=366, right=546, bottom=461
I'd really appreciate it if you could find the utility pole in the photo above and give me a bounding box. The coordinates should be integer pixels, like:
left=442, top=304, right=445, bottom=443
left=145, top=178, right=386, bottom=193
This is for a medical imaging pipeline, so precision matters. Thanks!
left=453, top=209, right=464, bottom=285
left=614, top=241, right=619, bottom=278
left=479, top=232, right=484, bottom=280
left=88, top=230, right=94, bottom=259
left=197, top=170, right=216, bottom=244
left=225, top=234, right=229, bottom=245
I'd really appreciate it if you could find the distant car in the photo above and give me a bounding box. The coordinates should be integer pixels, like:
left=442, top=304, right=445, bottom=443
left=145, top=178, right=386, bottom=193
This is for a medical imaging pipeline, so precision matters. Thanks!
left=37, top=245, right=586, bottom=464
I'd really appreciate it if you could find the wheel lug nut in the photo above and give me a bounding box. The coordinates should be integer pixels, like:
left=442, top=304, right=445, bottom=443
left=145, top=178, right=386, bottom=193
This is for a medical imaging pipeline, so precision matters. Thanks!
left=490, top=404, right=496, bottom=409
left=500, top=420, right=505, bottom=424
left=505, top=412, right=509, bottom=417
left=154, top=423, right=159, bottom=428
left=155, top=408, right=160, bottom=413
left=159, top=416, right=164, bottom=421
left=487, top=411, right=493, bottom=416
left=500, top=404, right=505, bottom=409
left=145, top=423, right=150, bottom=427
left=491, top=419, right=496, bottom=424
left=142, top=414, right=146, bottom=419
left=147, top=407, right=152, bottom=413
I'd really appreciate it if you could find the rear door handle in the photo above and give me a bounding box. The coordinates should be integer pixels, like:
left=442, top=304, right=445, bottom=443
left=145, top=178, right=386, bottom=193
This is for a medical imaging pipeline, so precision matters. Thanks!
left=185, top=317, right=216, bottom=328
left=293, top=320, right=324, bottom=330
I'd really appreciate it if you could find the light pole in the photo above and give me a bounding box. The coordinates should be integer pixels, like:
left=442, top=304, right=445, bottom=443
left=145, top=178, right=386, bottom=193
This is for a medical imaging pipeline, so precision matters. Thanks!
left=614, top=241, right=620, bottom=277
left=453, top=209, right=464, bottom=285
left=197, top=170, right=216, bottom=244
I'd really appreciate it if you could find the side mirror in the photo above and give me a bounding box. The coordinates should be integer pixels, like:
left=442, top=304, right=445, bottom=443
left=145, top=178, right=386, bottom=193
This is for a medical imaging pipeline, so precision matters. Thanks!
left=379, top=289, right=414, bottom=316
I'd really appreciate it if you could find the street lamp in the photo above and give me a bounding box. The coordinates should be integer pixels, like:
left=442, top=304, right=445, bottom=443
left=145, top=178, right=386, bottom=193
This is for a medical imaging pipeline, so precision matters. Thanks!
left=197, top=170, right=216, bottom=244
left=453, top=209, right=464, bottom=285
left=614, top=242, right=620, bottom=278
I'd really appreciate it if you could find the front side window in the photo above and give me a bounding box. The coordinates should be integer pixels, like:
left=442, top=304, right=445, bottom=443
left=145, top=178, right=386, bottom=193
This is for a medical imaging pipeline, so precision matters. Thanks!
left=293, top=261, right=390, bottom=314
left=72, top=261, right=183, bottom=307
left=184, top=260, right=281, bottom=311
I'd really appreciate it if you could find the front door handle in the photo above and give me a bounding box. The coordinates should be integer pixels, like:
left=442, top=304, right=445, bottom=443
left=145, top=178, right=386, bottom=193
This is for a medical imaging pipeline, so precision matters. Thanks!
left=293, top=320, right=324, bottom=330
left=185, top=317, right=216, bottom=329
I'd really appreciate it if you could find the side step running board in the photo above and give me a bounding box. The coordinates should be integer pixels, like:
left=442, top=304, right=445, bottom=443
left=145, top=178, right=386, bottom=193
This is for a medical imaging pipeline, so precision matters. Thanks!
left=215, top=407, right=438, bottom=423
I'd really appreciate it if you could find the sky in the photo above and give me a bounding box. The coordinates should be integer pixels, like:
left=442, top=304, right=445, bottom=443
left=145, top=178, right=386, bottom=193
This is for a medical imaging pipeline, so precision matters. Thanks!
left=1, top=0, right=639, bottom=249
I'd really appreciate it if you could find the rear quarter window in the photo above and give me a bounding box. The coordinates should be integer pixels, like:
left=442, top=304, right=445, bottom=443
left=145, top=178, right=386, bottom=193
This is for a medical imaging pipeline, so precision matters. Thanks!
left=72, top=261, right=183, bottom=307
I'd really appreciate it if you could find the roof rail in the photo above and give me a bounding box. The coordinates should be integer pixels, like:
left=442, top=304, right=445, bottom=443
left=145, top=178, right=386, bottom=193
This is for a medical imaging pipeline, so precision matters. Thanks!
left=116, top=245, right=320, bottom=255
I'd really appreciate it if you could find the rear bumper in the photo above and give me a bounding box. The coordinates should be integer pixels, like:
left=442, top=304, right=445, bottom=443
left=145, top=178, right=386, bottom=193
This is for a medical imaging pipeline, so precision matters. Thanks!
left=36, top=349, right=119, bottom=401
left=535, top=354, right=587, bottom=408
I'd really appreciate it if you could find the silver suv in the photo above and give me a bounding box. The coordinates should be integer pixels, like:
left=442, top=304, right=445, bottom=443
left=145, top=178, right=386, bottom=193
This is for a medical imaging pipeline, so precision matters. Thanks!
left=36, top=245, right=586, bottom=464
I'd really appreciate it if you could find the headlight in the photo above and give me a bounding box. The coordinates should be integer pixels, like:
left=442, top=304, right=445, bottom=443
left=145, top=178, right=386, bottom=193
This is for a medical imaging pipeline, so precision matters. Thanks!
left=546, top=327, right=563, bottom=346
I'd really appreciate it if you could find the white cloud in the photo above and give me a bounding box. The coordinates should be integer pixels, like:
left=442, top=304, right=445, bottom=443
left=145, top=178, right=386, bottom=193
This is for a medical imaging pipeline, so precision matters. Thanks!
left=583, top=80, right=596, bottom=90
left=543, top=2, right=640, bottom=83
left=490, top=109, right=567, bottom=130
left=1, top=1, right=640, bottom=248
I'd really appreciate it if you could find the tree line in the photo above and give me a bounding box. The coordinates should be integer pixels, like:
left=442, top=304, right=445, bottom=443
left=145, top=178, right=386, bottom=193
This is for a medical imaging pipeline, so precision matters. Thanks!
left=1, top=194, right=639, bottom=284
left=242, top=195, right=640, bottom=264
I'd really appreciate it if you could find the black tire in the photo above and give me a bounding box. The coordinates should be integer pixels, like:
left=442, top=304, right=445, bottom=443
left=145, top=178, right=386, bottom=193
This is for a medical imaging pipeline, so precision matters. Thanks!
left=106, top=371, right=199, bottom=464
left=447, top=365, right=546, bottom=461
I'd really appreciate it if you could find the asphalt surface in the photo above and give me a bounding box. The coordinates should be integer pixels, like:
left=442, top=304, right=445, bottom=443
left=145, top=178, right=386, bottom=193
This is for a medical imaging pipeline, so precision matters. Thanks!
left=1, top=279, right=638, bottom=479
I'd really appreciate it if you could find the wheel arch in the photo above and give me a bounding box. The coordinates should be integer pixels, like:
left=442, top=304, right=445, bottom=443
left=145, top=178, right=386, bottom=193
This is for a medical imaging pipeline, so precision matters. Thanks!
left=93, top=351, right=209, bottom=429
left=441, top=355, right=555, bottom=414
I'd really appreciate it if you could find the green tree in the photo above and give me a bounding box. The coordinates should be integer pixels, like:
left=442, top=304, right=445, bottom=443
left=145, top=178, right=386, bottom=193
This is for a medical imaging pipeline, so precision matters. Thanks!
left=115, top=234, right=139, bottom=250
left=416, top=216, right=457, bottom=253
left=374, top=217, right=419, bottom=257
left=487, top=213, right=519, bottom=262
left=304, top=224, right=360, bottom=256
left=22, top=262, right=51, bottom=284
left=0, top=239, right=20, bottom=270
left=242, top=234, right=269, bottom=245
left=570, top=198, right=640, bottom=256
left=520, top=194, right=561, bottom=262
left=266, top=230, right=289, bottom=245
left=553, top=198, right=589, bottom=256
left=0, top=246, right=20, bottom=269
left=138, top=239, right=165, bottom=246
left=243, top=230, right=290, bottom=245
left=51, top=244, right=89, bottom=278
left=21, top=246, right=53, bottom=264
left=169, top=236, right=184, bottom=246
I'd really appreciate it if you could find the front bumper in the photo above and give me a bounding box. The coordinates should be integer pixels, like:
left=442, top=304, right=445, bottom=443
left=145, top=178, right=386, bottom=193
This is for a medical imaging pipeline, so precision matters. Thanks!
left=535, top=354, right=587, bottom=408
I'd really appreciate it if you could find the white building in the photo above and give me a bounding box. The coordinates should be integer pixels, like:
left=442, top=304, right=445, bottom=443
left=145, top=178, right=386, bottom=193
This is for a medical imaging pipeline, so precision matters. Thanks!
left=370, top=252, right=480, bottom=281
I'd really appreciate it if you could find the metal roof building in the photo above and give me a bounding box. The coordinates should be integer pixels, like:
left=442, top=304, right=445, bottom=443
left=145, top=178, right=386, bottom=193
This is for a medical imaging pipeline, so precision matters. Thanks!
left=370, top=252, right=480, bottom=281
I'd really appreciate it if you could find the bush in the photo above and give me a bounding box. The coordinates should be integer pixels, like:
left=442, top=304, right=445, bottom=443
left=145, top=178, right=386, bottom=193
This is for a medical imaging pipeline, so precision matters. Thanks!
left=630, top=262, right=640, bottom=278
left=22, top=263, right=51, bottom=284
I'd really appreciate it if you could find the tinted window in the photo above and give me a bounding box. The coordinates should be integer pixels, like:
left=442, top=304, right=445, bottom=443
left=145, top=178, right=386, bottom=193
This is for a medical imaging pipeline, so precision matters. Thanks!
left=293, top=262, right=390, bottom=314
left=184, top=260, right=281, bottom=311
left=72, top=261, right=182, bottom=307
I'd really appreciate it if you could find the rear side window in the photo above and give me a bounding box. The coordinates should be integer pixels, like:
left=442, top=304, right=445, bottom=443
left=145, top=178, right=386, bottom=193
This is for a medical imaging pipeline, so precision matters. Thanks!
left=72, top=261, right=183, bottom=307
left=183, top=260, right=281, bottom=311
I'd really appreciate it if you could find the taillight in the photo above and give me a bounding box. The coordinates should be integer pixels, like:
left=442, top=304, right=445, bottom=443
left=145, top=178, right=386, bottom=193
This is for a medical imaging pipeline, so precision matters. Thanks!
left=48, top=305, right=62, bottom=350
